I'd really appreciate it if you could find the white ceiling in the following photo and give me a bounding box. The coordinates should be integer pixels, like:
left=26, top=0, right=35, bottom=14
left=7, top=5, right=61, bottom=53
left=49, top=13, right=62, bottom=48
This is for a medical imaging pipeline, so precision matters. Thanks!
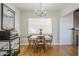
left=14, top=3, right=77, bottom=12
left=14, top=3, right=64, bottom=11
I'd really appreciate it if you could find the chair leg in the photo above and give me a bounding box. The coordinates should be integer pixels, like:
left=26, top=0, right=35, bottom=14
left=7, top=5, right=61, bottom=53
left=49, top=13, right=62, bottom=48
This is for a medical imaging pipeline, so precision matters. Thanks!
left=43, top=44, right=46, bottom=52
left=33, top=42, right=37, bottom=52
left=49, top=41, right=52, bottom=47
left=28, top=43, right=31, bottom=49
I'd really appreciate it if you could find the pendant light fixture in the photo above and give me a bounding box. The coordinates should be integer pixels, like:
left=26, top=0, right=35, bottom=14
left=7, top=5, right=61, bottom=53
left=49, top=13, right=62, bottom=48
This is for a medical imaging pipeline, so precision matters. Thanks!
left=35, top=3, right=46, bottom=17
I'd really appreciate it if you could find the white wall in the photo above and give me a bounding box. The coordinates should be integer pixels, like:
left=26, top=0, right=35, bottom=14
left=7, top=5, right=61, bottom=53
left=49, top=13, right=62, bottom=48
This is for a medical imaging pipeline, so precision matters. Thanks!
left=59, top=12, right=73, bottom=45
left=20, top=11, right=60, bottom=45
left=0, top=3, right=21, bottom=35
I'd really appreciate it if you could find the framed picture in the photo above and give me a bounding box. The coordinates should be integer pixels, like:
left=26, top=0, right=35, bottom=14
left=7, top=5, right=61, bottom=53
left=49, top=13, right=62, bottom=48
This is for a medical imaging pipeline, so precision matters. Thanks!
left=1, top=3, right=15, bottom=30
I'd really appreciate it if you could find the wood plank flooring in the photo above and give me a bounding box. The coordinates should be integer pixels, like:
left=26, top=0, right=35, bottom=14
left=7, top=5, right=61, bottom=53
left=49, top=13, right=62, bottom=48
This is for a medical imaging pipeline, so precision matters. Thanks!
left=18, top=45, right=78, bottom=56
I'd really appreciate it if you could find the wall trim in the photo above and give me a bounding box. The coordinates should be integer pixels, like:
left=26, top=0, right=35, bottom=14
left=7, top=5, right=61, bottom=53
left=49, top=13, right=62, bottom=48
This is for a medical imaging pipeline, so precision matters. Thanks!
left=20, top=43, right=73, bottom=45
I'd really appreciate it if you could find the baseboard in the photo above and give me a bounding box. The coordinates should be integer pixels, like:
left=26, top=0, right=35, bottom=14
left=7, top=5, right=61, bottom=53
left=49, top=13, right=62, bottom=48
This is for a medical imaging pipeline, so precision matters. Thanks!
left=59, top=43, right=73, bottom=45
left=20, top=43, right=73, bottom=46
left=21, top=43, right=60, bottom=45
left=51, top=43, right=60, bottom=45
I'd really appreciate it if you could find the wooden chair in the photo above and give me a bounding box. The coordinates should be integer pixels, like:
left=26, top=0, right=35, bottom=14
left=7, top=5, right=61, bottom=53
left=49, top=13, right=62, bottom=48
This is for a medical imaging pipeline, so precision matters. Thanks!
left=34, top=35, right=46, bottom=52
left=27, top=35, right=36, bottom=48
left=45, top=35, right=53, bottom=48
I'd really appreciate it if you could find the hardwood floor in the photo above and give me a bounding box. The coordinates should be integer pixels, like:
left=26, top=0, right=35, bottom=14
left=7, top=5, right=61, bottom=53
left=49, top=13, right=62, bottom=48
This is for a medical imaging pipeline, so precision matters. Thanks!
left=18, top=45, right=78, bottom=56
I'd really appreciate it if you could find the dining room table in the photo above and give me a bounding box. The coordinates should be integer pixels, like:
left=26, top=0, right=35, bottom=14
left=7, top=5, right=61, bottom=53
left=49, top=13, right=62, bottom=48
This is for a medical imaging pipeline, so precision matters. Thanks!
left=27, top=34, right=53, bottom=52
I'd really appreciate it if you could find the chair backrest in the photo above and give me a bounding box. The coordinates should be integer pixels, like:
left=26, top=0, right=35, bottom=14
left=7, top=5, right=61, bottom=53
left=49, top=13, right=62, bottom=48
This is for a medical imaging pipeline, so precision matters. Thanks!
left=48, top=35, right=53, bottom=41
left=44, top=35, right=53, bottom=42
left=36, top=35, right=45, bottom=42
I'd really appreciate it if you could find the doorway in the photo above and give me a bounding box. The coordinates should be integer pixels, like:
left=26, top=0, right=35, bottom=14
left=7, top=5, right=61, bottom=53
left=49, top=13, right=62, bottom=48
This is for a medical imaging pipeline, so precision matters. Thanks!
left=73, top=9, right=79, bottom=46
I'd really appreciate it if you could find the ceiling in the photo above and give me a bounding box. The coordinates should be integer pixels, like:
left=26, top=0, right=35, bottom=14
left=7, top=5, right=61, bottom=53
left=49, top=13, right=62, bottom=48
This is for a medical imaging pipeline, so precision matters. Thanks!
left=14, top=3, right=68, bottom=11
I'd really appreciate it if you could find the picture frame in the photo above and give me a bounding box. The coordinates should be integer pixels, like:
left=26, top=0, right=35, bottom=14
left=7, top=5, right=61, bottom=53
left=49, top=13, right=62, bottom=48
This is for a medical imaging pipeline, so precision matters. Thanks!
left=1, top=3, right=15, bottom=30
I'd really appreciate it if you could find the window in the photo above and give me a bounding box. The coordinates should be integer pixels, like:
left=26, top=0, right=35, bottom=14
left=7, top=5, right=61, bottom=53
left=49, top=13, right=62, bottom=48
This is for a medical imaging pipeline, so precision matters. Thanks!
left=28, top=18, right=52, bottom=35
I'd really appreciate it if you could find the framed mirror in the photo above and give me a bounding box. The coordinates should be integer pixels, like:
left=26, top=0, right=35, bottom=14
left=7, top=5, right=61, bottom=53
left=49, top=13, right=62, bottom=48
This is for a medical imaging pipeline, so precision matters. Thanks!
left=1, top=3, right=15, bottom=30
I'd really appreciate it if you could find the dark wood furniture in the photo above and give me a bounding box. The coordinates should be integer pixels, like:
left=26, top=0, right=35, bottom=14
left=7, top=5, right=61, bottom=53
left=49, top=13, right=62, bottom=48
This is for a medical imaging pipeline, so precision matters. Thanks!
left=34, top=35, right=46, bottom=52
left=45, top=35, right=53, bottom=47
left=27, top=34, right=53, bottom=52
left=27, top=35, right=36, bottom=48
left=0, top=30, right=20, bottom=56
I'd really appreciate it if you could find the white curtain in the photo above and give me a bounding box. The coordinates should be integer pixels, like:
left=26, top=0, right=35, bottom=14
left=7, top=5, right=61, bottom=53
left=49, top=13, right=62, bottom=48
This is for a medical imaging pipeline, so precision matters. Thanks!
left=28, top=18, right=52, bottom=35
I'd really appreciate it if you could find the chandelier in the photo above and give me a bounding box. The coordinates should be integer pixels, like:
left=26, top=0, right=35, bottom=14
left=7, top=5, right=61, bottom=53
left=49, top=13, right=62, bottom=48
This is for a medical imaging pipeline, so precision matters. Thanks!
left=35, top=3, right=46, bottom=17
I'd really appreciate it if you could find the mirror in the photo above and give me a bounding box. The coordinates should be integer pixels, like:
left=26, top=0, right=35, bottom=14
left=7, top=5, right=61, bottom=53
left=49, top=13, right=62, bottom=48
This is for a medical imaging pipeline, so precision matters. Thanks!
left=1, top=3, right=15, bottom=30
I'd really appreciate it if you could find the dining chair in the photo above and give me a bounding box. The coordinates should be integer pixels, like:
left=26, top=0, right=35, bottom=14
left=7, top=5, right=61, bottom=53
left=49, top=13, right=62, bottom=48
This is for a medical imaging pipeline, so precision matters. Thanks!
left=27, top=35, right=36, bottom=48
left=45, top=35, right=53, bottom=48
left=34, top=35, right=47, bottom=52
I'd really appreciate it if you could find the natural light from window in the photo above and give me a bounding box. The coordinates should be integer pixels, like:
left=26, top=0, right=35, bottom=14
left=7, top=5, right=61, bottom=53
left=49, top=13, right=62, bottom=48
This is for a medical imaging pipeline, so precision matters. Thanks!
left=28, top=18, right=52, bottom=35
